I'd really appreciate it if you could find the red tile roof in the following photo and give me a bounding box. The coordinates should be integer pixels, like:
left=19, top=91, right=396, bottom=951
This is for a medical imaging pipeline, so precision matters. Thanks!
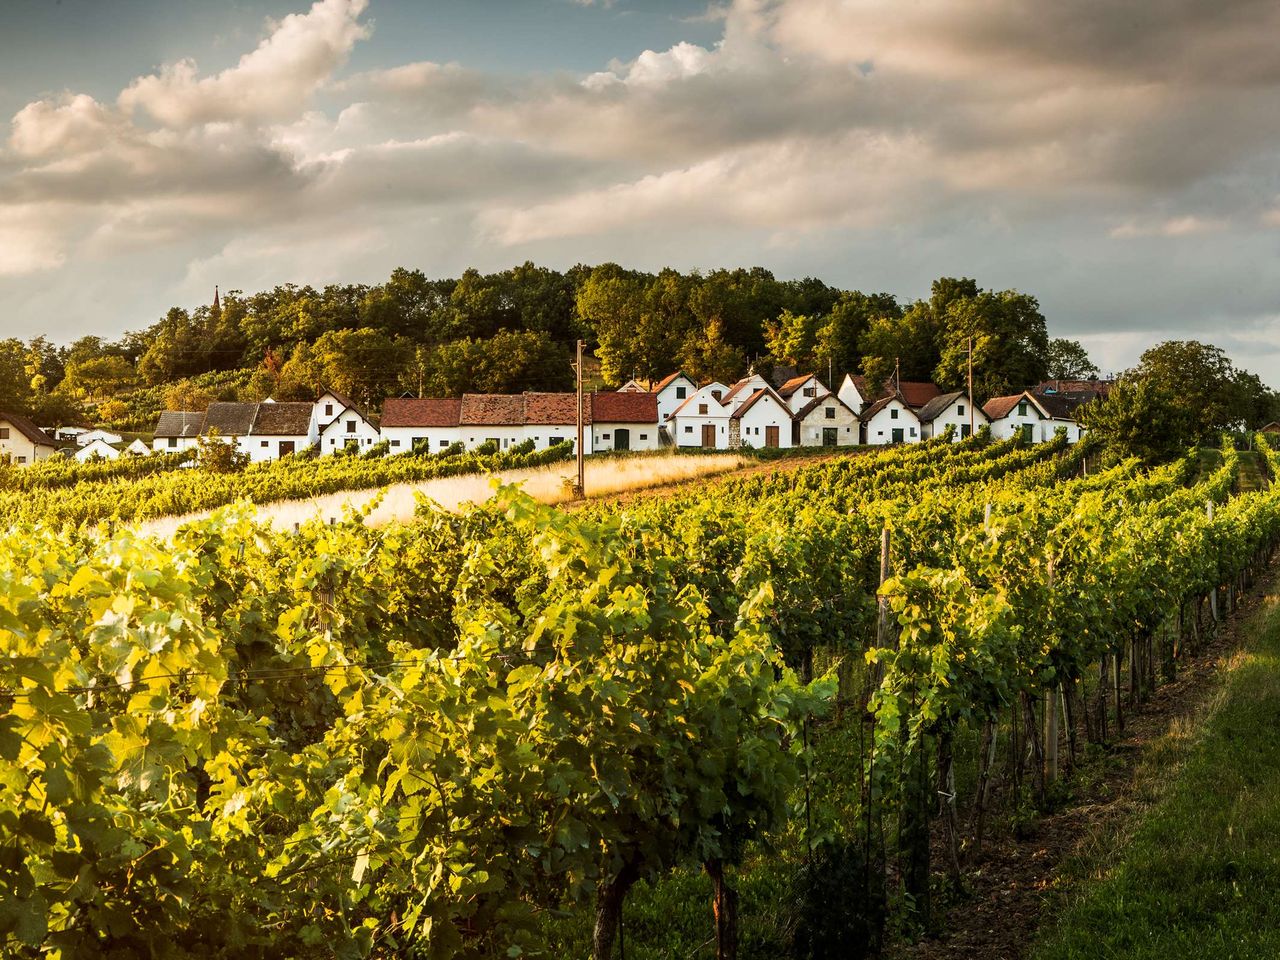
left=592, top=390, right=659, bottom=423
left=777, top=374, right=816, bottom=398
left=652, top=371, right=691, bottom=394
left=524, top=393, right=581, bottom=425
left=897, top=381, right=943, bottom=408
left=981, top=393, right=1042, bottom=421
left=460, top=395, right=526, bottom=426
left=381, top=398, right=463, bottom=428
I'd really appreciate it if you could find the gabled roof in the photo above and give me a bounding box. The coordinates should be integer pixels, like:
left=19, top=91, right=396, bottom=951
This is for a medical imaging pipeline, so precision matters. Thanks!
left=668, top=384, right=729, bottom=419
left=793, top=394, right=857, bottom=422
left=777, top=374, right=822, bottom=398
left=617, top=380, right=649, bottom=393
left=319, top=406, right=378, bottom=435
left=317, top=387, right=359, bottom=411
left=722, top=376, right=767, bottom=406
left=1033, top=379, right=1113, bottom=399
left=860, top=394, right=921, bottom=423
left=592, top=391, right=659, bottom=424
left=381, top=398, right=464, bottom=428
left=653, top=371, right=694, bottom=394
left=252, top=401, right=314, bottom=436
left=730, top=386, right=787, bottom=420
left=154, top=411, right=205, bottom=439
left=916, top=390, right=977, bottom=424
left=0, top=411, right=56, bottom=448
left=982, top=391, right=1049, bottom=421
left=202, top=402, right=258, bottom=437
left=460, top=394, right=527, bottom=427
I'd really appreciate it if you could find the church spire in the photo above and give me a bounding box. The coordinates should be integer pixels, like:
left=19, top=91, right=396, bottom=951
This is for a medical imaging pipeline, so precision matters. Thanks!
left=212, top=285, right=220, bottom=312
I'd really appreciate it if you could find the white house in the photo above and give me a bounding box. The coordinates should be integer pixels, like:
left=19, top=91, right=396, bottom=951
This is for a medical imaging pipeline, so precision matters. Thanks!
left=125, top=439, right=150, bottom=457
left=617, top=379, right=649, bottom=393
left=319, top=405, right=381, bottom=454
left=380, top=398, right=463, bottom=454
left=669, top=382, right=730, bottom=449
left=776, top=374, right=830, bottom=413
left=152, top=411, right=205, bottom=454
left=838, top=374, right=942, bottom=415
left=588, top=392, right=661, bottom=452
left=246, top=401, right=316, bottom=462
left=74, top=438, right=121, bottom=462
left=77, top=428, right=123, bottom=447
left=982, top=392, right=1052, bottom=443
left=314, top=390, right=359, bottom=434
left=651, top=371, right=699, bottom=426
left=861, top=394, right=923, bottom=446
left=917, top=391, right=988, bottom=441
left=793, top=394, right=860, bottom=446
left=722, top=374, right=770, bottom=412
left=47, top=425, right=91, bottom=444
left=730, top=387, right=794, bottom=449
left=0, top=411, right=57, bottom=465
left=1035, top=393, right=1088, bottom=443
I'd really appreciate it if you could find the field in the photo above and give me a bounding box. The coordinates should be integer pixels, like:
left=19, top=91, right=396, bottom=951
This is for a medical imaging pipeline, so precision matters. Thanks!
left=2, top=430, right=1277, bottom=959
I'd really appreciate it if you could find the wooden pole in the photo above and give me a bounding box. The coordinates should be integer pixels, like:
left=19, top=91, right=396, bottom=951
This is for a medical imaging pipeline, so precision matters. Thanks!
left=1208, top=500, right=1219, bottom=622
left=575, top=339, right=585, bottom=498
left=967, top=336, right=975, bottom=436
left=1044, top=560, right=1059, bottom=789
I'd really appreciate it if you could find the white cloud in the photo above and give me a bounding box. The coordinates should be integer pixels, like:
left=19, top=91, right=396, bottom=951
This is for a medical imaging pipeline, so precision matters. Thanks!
left=1109, top=215, right=1230, bottom=238
left=118, top=0, right=370, bottom=128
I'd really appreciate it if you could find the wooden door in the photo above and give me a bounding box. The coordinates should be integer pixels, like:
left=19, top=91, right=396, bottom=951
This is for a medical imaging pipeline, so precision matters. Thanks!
left=765, top=425, right=780, bottom=448
left=891, top=428, right=904, bottom=444
left=701, top=424, right=717, bottom=448
left=279, top=440, right=295, bottom=456
left=822, top=427, right=838, bottom=447
left=614, top=428, right=630, bottom=451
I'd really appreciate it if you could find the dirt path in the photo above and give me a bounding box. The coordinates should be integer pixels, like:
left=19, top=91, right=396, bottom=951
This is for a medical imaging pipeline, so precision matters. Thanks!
left=889, top=574, right=1277, bottom=960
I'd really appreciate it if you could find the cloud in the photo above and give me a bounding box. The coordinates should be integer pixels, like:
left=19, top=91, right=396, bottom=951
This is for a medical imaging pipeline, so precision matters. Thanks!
left=1109, top=216, right=1230, bottom=238
left=118, top=0, right=370, bottom=128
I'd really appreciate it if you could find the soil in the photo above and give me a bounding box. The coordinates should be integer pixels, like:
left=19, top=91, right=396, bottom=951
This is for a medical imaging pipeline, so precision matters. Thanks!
left=887, top=576, right=1276, bottom=960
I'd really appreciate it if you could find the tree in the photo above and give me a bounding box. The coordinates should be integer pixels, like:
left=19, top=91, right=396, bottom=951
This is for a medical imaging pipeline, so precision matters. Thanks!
left=1078, top=376, right=1192, bottom=464
left=413, top=330, right=572, bottom=396
left=164, top=380, right=215, bottom=412
left=933, top=289, right=1049, bottom=400
left=61, top=355, right=139, bottom=400
left=0, top=338, right=34, bottom=414
left=197, top=429, right=249, bottom=472
left=764, top=310, right=822, bottom=370
left=1134, top=340, right=1248, bottom=443
left=815, top=291, right=900, bottom=382
left=311, top=328, right=411, bottom=411
left=577, top=266, right=685, bottom=385
left=1044, top=338, right=1099, bottom=381
left=680, top=318, right=747, bottom=386
left=859, top=305, right=940, bottom=389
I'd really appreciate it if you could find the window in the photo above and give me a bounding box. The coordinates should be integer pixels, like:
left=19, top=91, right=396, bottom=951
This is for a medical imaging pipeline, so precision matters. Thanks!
left=330, top=439, right=336, bottom=446
left=825, top=407, right=836, bottom=419
left=0, top=428, right=8, bottom=439
left=261, top=440, right=269, bottom=448
left=803, top=386, right=817, bottom=397
left=1017, top=401, right=1028, bottom=416
left=325, top=404, right=333, bottom=416
left=391, top=439, right=401, bottom=447
left=911, top=427, right=917, bottom=436
left=639, top=433, right=648, bottom=440
left=877, top=430, right=884, bottom=437
left=17, top=457, right=26, bottom=464
left=346, top=420, right=356, bottom=433
left=711, top=390, right=722, bottom=401
left=958, top=404, right=965, bottom=415
left=168, top=437, right=177, bottom=449
left=603, top=432, right=611, bottom=440
left=698, top=403, right=708, bottom=414
left=890, top=408, right=899, bottom=420
left=440, top=439, right=449, bottom=447
left=676, top=386, right=687, bottom=399
left=684, top=425, right=693, bottom=433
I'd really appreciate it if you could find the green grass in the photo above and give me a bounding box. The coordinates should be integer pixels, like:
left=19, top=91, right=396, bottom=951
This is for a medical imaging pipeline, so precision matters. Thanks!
left=1236, top=451, right=1269, bottom=493
left=1033, top=587, right=1280, bottom=960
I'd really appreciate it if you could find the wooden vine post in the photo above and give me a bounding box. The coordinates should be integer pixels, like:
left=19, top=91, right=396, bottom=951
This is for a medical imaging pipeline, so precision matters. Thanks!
left=1208, top=499, right=1220, bottom=623
left=1044, top=558, right=1059, bottom=790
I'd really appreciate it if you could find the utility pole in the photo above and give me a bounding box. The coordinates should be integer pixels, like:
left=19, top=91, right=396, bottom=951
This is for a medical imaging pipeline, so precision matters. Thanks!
left=967, top=336, right=975, bottom=436
left=574, top=339, right=585, bottom=498
left=894, top=357, right=901, bottom=394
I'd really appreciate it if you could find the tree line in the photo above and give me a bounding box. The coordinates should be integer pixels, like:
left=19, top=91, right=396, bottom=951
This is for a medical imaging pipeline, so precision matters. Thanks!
left=1, top=264, right=1276, bottom=456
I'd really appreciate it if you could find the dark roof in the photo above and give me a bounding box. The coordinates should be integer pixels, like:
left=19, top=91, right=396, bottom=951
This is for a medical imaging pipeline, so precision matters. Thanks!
left=252, top=401, right=314, bottom=436
left=1037, top=393, right=1090, bottom=421
left=1262, top=421, right=1280, bottom=434
left=916, top=391, right=970, bottom=423
left=201, top=402, right=258, bottom=436
left=0, top=411, right=56, bottom=447
left=460, top=395, right=526, bottom=426
left=592, top=391, right=658, bottom=424
left=154, top=411, right=205, bottom=439
left=524, top=393, right=580, bottom=425
left=1033, top=379, right=1113, bottom=400
left=381, top=398, right=463, bottom=428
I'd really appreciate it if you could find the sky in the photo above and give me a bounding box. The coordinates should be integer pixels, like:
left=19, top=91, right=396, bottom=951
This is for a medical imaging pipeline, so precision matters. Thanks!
left=2, top=0, right=1280, bottom=382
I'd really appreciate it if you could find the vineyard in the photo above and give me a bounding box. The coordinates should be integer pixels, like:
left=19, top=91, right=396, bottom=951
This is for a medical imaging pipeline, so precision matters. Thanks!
left=2, top=430, right=1278, bottom=958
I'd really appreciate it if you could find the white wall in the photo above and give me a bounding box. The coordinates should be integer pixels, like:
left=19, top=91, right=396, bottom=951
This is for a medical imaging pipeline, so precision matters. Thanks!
left=74, top=440, right=120, bottom=462
left=671, top=384, right=732, bottom=449
left=784, top=377, right=829, bottom=413
left=837, top=375, right=870, bottom=414
left=923, top=397, right=987, bottom=441
left=863, top=400, right=921, bottom=445
left=735, top=392, right=795, bottom=449
left=153, top=436, right=201, bottom=455
left=243, top=435, right=313, bottom=463
left=381, top=425, right=463, bottom=455
left=656, top=375, right=699, bottom=424
left=592, top=422, right=660, bottom=453
left=320, top=413, right=381, bottom=455
left=0, top=421, right=55, bottom=465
